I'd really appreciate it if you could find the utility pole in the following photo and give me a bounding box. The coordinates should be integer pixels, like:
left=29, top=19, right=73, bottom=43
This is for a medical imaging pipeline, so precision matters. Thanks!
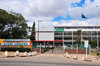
left=96, top=0, right=99, bottom=50
left=96, top=14, right=99, bottom=50
left=81, top=21, right=83, bottom=45
left=96, top=5, right=99, bottom=50
left=38, top=20, right=42, bottom=53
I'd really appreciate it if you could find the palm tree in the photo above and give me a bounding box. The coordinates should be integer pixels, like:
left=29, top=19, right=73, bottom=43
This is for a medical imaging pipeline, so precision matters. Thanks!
left=75, top=30, right=82, bottom=44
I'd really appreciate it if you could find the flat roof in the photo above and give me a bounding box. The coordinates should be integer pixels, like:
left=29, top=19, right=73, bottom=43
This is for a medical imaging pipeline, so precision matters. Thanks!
left=34, top=40, right=63, bottom=42
left=55, top=26, right=100, bottom=27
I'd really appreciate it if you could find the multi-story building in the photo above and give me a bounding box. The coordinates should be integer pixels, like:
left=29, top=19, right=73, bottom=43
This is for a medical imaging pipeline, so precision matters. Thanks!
left=55, top=26, right=100, bottom=45
left=35, top=26, right=100, bottom=48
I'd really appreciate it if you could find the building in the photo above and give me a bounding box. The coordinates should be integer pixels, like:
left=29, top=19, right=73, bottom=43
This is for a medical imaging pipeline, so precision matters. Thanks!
left=35, top=26, right=100, bottom=48
left=34, top=28, right=63, bottom=48
left=1, top=39, right=32, bottom=48
left=55, top=26, right=100, bottom=44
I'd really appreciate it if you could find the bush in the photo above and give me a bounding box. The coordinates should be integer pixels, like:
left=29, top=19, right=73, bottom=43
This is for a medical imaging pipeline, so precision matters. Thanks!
left=97, top=52, right=100, bottom=56
left=42, top=47, right=54, bottom=53
left=43, top=48, right=49, bottom=52
left=1, top=47, right=30, bottom=52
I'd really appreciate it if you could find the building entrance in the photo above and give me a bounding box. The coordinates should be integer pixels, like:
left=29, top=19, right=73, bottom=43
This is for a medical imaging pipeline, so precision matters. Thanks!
left=33, top=40, right=63, bottom=54
left=55, top=43, right=63, bottom=48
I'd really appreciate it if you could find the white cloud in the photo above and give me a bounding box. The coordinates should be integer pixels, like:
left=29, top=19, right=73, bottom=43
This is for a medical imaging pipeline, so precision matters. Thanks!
left=55, top=17, right=100, bottom=26
left=69, top=0, right=100, bottom=18
left=25, top=0, right=69, bottom=17
left=0, top=0, right=24, bottom=13
left=27, top=17, right=100, bottom=29
left=0, top=0, right=81, bottom=21
left=0, top=0, right=100, bottom=28
left=24, top=0, right=71, bottom=21
left=33, top=18, right=100, bottom=28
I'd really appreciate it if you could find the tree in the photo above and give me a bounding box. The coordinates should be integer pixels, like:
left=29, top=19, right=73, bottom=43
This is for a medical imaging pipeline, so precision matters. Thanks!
left=30, top=22, right=35, bottom=41
left=75, top=30, right=83, bottom=44
left=89, top=40, right=100, bottom=48
left=0, top=8, right=28, bottom=39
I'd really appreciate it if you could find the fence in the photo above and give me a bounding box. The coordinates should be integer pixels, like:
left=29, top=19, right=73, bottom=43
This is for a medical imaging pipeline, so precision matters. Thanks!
left=64, top=44, right=91, bottom=54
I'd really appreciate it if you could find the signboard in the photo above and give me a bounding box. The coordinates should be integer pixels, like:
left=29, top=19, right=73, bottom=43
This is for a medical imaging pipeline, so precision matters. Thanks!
left=1, top=42, right=30, bottom=46
left=84, top=40, right=88, bottom=48
left=55, top=29, right=64, bottom=32
left=3, top=39, right=30, bottom=41
left=84, top=40, right=88, bottom=59
left=0, top=39, right=3, bottom=43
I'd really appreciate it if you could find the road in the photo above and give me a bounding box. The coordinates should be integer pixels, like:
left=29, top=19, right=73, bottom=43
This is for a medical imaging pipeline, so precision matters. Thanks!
left=0, top=54, right=100, bottom=66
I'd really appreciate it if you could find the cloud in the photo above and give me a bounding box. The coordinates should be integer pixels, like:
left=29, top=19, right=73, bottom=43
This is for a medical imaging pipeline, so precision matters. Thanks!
left=24, top=0, right=82, bottom=22
left=24, top=0, right=72, bottom=21
left=54, top=17, right=100, bottom=26
left=28, top=17, right=100, bottom=28
left=0, top=0, right=100, bottom=28
left=24, top=0, right=74, bottom=17
left=0, top=0, right=24, bottom=12
left=69, top=0, right=100, bottom=19
left=0, top=0, right=81, bottom=20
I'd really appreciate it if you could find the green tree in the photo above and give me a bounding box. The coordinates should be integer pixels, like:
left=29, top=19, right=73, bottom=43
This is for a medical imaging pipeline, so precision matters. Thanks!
left=30, top=22, right=35, bottom=41
left=0, top=8, right=28, bottom=39
left=89, top=40, right=100, bottom=48
left=89, top=40, right=97, bottom=48
left=75, top=30, right=83, bottom=44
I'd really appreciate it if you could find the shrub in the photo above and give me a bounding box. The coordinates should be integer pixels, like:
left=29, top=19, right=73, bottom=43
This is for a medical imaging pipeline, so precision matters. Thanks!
left=42, top=47, right=54, bottom=53
left=1, top=47, right=30, bottom=52
left=97, top=52, right=100, bottom=56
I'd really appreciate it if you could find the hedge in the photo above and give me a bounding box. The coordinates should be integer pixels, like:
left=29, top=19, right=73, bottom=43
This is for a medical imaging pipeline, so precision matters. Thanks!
left=97, top=52, right=100, bottom=56
left=1, top=47, right=30, bottom=52
left=41, top=47, right=54, bottom=53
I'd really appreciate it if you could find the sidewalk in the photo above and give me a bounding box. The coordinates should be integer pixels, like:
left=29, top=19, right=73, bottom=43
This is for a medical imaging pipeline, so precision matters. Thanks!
left=0, top=51, right=100, bottom=64
left=0, top=51, right=26, bottom=58
left=64, top=53, right=100, bottom=63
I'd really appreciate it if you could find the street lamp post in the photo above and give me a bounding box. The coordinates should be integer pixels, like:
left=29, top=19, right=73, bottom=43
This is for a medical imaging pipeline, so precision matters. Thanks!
left=96, top=17, right=99, bottom=50
left=96, top=4, right=99, bottom=50
left=38, top=20, right=42, bottom=53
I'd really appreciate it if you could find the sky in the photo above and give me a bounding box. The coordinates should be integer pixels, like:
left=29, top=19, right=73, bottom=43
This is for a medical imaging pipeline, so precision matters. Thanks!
left=0, top=0, right=100, bottom=28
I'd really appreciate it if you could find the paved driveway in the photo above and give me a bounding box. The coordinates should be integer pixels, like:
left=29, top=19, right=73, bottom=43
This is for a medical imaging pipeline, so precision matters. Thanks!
left=0, top=54, right=100, bottom=66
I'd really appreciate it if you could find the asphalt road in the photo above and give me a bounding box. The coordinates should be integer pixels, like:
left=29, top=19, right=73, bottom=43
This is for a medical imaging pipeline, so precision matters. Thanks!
left=0, top=54, right=100, bottom=66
